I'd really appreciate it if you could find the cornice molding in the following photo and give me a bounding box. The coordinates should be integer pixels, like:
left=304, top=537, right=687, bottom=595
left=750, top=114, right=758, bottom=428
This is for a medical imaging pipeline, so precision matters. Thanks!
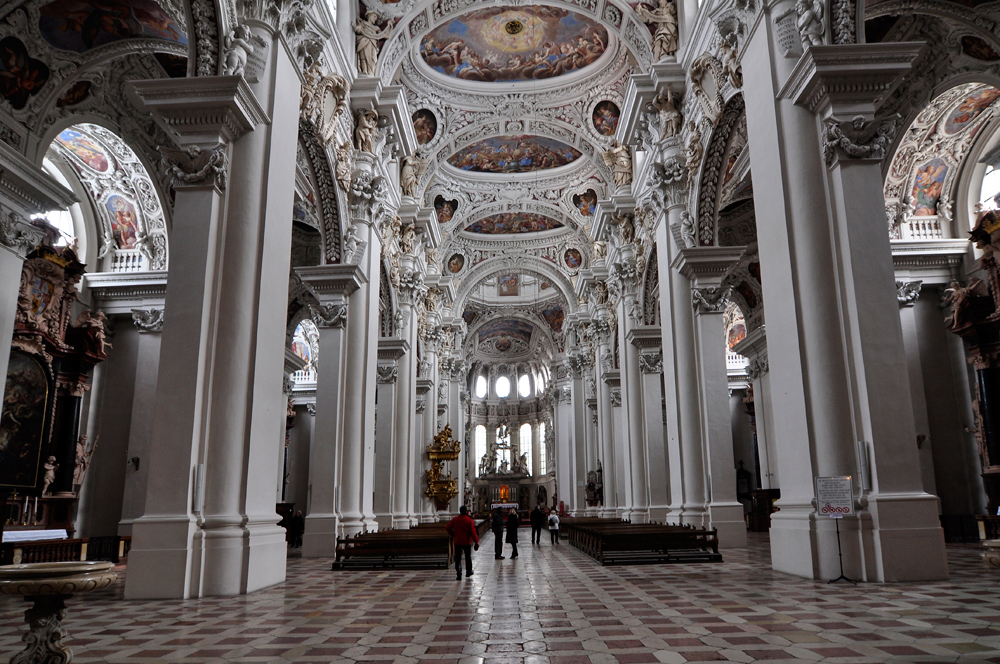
left=0, top=141, right=77, bottom=216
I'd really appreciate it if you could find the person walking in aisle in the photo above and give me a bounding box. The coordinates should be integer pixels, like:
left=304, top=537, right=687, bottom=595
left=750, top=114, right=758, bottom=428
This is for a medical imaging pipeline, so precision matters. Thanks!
left=548, top=509, right=560, bottom=544
left=530, top=505, right=544, bottom=544
left=446, top=505, right=480, bottom=580
left=506, top=508, right=520, bottom=559
left=491, top=508, right=506, bottom=559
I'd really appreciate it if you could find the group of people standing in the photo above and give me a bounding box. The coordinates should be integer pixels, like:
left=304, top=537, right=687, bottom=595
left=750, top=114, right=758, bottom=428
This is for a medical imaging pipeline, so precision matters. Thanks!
left=446, top=505, right=563, bottom=580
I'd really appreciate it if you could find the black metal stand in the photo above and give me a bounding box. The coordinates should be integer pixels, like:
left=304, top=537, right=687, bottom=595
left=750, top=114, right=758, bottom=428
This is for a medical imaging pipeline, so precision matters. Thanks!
left=828, top=517, right=857, bottom=584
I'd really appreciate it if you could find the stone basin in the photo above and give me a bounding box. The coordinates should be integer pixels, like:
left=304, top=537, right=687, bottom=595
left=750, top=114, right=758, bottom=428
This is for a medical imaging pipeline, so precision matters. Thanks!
left=0, top=560, right=116, bottom=596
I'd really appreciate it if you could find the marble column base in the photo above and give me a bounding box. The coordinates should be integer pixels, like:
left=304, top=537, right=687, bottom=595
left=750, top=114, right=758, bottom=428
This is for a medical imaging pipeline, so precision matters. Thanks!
left=302, top=514, right=339, bottom=557
left=709, top=502, right=748, bottom=548
left=392, top=517, right=411, bottom=529
left=243, top=521, right=287, bottom=594
left=648, top=505, right=671, bottom=523
left=625, top=508, right=650, bottom=524
left=125, top=515, right=198, bottom=599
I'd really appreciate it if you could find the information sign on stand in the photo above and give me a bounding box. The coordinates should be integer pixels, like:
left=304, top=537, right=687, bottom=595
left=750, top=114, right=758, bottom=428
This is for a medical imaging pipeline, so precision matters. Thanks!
left=816, top=476, right=855, bottom=518
left=816, top=476, right=857, bottom=584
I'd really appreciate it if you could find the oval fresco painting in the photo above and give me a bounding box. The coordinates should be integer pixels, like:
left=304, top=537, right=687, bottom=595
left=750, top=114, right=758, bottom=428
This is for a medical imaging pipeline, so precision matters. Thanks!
left=56, top=80, right=92, bottom=107
left=434, top=195, right=458, bottom=223
left=465, top=213, right=564, bottom=234
left=961, top=36, right=1000, bottom=61
left=420, top=6, right=608, bottom=83
left=943, top=86, right=1000, bottom=135
left=0, top=37, right=50, bottom=111
left=39, top=0, right=187, bottom=53
left=413, top=109, right=437, bottom=144
left=448, top=135, right=581, bottom=173
left=593, top=100, right=620, bottom=136
left=573, top=189, right=598, bottom=216
left=494, top=337, right=513, bottom=352
left=55, top=128, right=110, bottom=172
left=564, top=248, right=583, bottom=269
left=448, top=253, right=465, bottom=273
left=105, top=195, right=140, bottom=249
left=910, top=158, right=948, bottom=216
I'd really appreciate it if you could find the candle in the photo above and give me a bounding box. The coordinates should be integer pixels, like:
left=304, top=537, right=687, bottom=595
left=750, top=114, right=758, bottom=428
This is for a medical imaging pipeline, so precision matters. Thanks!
left=32, top=496, right=37, bottom=523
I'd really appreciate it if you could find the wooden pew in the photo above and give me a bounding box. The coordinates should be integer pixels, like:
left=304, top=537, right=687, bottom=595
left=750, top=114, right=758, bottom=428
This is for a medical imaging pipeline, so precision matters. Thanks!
left=332, top=520, right=486, bottom=570
left=560, top=517, right=722, bottom=565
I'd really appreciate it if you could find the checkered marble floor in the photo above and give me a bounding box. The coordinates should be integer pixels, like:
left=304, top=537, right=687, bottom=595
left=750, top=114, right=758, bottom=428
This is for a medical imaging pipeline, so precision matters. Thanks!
left=2, top=532, right=1000, bottom=663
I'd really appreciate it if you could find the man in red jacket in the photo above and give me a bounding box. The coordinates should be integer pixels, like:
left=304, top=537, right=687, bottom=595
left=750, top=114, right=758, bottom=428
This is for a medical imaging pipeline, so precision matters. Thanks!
left=446, top=505, right=480, bottom=580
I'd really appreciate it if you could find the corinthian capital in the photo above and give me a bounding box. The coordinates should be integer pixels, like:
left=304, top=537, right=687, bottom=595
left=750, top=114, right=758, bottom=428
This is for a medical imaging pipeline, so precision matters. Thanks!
left=161, top=144, right=229, bottom=191
left=349, top=169, right=391, bottom=226
left=648, top=155, right=688, bottom=212
left=823, top=116, right=897, bottom=166
left=691, top=286, right=731, bottom=314
left=0, top=207, right=44, bottom=259
left=309, top=303, right=348, bottom=328
left=609, top=257, right=641, bottom=297
left=131, top=308, right=165, bottom=333
left=639, top=350, right=663, bottom=374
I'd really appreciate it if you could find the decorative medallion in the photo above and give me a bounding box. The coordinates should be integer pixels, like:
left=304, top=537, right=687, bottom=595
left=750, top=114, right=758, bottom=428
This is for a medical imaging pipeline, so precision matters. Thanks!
left=413, top=109, right=437, bottom=144
left=592, top=100, right=621, bottom=136
left=434, top=195, right=458, bottom=223
left=573, top=188, right=598, bottom=216
left=464, top=212, right=564, bottom=234
left=419, top=6, right=608, bottom=83
left=563, top=248, right=582, bottom=269
left=448, top=135, right=581, bottom=173
left=56, top=81, right=92, bottom=107
left=447, top=253, right=465, bottom=273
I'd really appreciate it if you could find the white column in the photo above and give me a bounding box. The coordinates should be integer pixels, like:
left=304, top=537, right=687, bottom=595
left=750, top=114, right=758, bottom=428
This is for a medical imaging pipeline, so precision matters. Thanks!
left=125, top=76, right=270, bottom=599
left=630, top=330, right=671, bottom=522
left=553, top=378, right=574, bottom=513
left=414, top=378, right=433, bottom=524
left=374, top=339, right=405, bottom=529
left=297, top=266, right=360, bottom=555
left=742, top=38, right=947, bottom=580
left=391, top=261, right=421, bottom=528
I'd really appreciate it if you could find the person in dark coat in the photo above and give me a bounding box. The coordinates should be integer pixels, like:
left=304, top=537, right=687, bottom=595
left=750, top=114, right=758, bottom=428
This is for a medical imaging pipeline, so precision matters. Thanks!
left=491, top=508, right=505, bottom=559
left=290, top=510, right=305, bottom=548
left=505, top=509, right=520, bottom=559
left=446, top=505, right=480, bottom=580
left=530, top=505, right=544, bottom=544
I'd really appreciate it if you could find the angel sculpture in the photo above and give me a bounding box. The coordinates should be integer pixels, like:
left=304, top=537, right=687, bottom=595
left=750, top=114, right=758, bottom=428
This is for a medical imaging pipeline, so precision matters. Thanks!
left=355, top=109, right=379, bottom=153
left=353, top=12, right=392, bottom=76
left=334, top=141, right=353, bottom=192
left=602, top=141, right=633, bottom=189
left=223, top=24, right=256, bottom=77
left=776, top=0, right=825, bottom=49
left=636, top=0, right=678, bottom=61
left=943, top=279, right=986, bottom=331
left=653, top=85, right=683, bottom=139
left=684, top=122, right=704, bottom=188
left=719, top=38, right=743, bottom=88
left=400, top=155, right=428, bottom=199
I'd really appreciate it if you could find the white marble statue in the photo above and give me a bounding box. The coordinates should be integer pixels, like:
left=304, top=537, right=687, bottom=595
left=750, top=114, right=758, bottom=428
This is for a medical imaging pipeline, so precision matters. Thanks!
left=223, top=24, right=255, bottom=77
left=776, top=0, right=825, bottom=49
left=400, top=155, right=427, bottom=199
left=353, top=12, right=391, bottom=77
left=355, top=109, right=378, bottom=153
left=653, top=86, right=683, bottom=139
left=636, top=0, right=679, bottom=61
left=42, top=456, right=59, bottom=496
left=602, top=141, right=633, bottom=189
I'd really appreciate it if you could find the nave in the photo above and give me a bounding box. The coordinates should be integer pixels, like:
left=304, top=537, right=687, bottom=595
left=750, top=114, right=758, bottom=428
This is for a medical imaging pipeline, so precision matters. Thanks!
left=2, top=535, right=999, bottom=664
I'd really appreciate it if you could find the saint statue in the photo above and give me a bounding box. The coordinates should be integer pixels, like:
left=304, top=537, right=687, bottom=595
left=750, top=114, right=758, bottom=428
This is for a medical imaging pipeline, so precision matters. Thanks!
left=602, top=141, right=633, bottom=189
left=636, top=0, right=679, bottom=61
left=653, top=85, right=683, bottom=139
left=353, top=12, right=391, bottom=77
left=355, top=109, right=378, bottom=153
left=400, top=155, right=427, bottom=199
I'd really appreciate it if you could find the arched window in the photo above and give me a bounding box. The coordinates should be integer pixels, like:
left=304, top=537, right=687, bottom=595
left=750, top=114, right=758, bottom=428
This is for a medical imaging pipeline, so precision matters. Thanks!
left=538, top=422, right=547, bottom=474
left=291, top=319, right=319, bottom=385
left=520, top=422, right=532, bottom=475
left=518, top=374, right=530, bottom=397
left=474, top=425, right=487, bottom=478
left=475, top=375, right=487, bottom=398
left=536, top=372, right=545, bottom=395
left=496, top=376, right=510, bottom=398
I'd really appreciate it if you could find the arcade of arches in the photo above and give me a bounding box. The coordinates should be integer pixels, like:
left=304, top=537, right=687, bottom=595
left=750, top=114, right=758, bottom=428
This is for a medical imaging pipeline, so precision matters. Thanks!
left=2, top=0, right=1000, bottom=660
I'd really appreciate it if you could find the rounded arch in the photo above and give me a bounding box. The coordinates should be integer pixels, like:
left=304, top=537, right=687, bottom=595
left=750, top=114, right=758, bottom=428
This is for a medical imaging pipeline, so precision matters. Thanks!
left=452, top=255, right=579, bottom=316
left=297, top=119, right=345, bottom=264
left=464, top=310, right=562, bottom=362
left=641, top=242, right=659, bottom=326
left=695, top=93, right=750, bottom=247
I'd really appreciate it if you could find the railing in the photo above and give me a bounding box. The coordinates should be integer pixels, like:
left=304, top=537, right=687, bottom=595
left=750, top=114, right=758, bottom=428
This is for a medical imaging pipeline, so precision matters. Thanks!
left=293, top=366, right=317, bottom=386
left=0, top=535, right=131, bottom=565
left=110, top=249, right=145, bottom=273
left=727, top=352, right=748, bottom=373
left=900, top=217, right=945, bottom=240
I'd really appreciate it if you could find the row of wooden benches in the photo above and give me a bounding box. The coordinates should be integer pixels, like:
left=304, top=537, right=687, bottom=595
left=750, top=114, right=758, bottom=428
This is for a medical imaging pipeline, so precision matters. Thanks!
left=332, top=520, right=491, bottom=570
left=560, top=517, right=722, bottom=566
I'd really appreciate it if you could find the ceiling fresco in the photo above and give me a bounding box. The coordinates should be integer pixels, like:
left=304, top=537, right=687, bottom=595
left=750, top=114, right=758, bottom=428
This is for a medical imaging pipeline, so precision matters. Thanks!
left=447, top=135, right=582, bottom=173
left=464, top=212, right=565, bottom=234
left=478, top=318, right=535, bottom=345
left=38, top=0, right=187, bottom=53
left=419, top=6, right=608, bottom=83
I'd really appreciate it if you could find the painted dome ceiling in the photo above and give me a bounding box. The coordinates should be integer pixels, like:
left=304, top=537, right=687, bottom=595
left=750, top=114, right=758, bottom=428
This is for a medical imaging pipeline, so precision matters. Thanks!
left=447, top=135, right=582, bottom=173
left=419, top=6, right=608, bottom=83
left=464, top=213, right=564, bottom=234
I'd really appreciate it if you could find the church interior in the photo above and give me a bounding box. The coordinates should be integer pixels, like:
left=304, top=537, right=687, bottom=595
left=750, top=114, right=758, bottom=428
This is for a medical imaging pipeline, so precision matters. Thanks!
left=2, top=0, right=1000, bottom=660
